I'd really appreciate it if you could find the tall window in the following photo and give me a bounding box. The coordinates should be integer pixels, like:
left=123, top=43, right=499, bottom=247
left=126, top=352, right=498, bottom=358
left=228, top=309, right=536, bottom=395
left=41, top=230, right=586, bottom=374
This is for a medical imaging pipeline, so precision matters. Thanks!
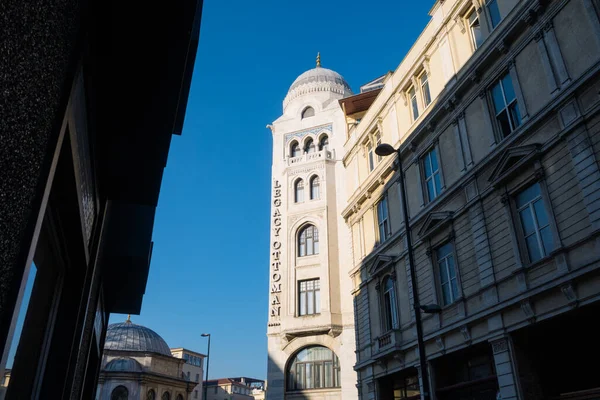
left=176, top=395, right=184, bottom=400
left=310, top=176, right=320, bottom=200
left=291, top=141, right=301, bottom=157
left=367, top=142, right=375, bottom=171
left=294, top=179, right=304, bottom=203
left=382, top=276, right=398, bottom=331
left=305, top=138, right=316, bottom=154
left=299, top=279, right=320, bottom=316
left=162, top=393, right=171, bottom=400
left=467, top=8, right=483, bottom=49
left=487, top=0, right=502, bottom=28
left=409, top=86, right=419, bottom=121
left=147, top=390, right=156, bottom=400
left=319, top=135, right=329, bottom=150
left=437, top=242, right=459, bottom=306
left=302, top=106, right=315, bottom=119
left=194, top=391, right=198, bottom=399
left=111, top=386, right=129, bottom=400
left=491, top=73, right=521, bottom=138
left=298, top=225, right=319, bottom=257
left=420, top=73, right=431, bottom=107
left=377, top=196, right=391, bottom=242
left=287, top=346, right=341, bottom=391
left=516, top=182, right=554, bottom=263
left=423, top=148, right=442, bottom=202
left=196, top=373, right=200, bottom=382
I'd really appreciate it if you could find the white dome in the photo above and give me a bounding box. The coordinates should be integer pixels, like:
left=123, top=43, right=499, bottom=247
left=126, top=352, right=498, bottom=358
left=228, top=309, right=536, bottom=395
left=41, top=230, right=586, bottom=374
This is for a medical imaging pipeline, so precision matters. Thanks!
left=284, top=66, right=352, bottom=110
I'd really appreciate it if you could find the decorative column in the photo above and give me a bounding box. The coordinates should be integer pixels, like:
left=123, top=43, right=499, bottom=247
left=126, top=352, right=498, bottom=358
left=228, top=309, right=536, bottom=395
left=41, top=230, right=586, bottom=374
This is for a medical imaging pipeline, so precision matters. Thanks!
left=508, top=60, right=529, bottom=121
left=542, top=22, right=570, bottom=86
left=479, top=90, right=497, bottom=147
left=490, top=337, right=521, bottom=400
left=452, top=119, right=466, bottom=172
left=534, top=31, right=559, bottom=94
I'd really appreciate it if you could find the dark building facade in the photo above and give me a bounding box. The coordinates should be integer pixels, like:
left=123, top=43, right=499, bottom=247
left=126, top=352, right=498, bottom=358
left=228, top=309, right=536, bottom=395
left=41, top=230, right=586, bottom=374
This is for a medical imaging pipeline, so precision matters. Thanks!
left=0, top=0, right=202, bottom=398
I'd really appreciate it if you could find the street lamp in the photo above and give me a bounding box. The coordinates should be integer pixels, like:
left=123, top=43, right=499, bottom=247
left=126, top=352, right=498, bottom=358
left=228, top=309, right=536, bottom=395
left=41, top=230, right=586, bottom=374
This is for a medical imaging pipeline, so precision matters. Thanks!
left=201, top=333, right=211, bottom=400
left=375, top=143, right=432, bottom=400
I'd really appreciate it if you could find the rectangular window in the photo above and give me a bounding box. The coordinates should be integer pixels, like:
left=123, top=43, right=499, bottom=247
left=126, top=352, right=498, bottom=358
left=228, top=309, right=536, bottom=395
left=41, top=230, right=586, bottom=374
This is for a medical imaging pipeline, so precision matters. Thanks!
left=194, top=390, right=198, bottom=399
left=409, top=86, right=419, bottom=121
left=420, top=73, right=431, bottom=107
left=196, top=373, right=200, bottom=382
left=437, top=242, right=459, bottom=306
left=299, top=279, right=321, bottom=316
left=516, top=182, right=554, bottom=263
left=377, top=196, right=391, bottom=242
left=467, top=8, right=483, bottom=49
left=487, top=0, right=502, bottom=28
left=422, top=148, right=442, bottom=202
left=368, top=142, right=375, bottom=171
left=491, top=73, right=521, bottom=138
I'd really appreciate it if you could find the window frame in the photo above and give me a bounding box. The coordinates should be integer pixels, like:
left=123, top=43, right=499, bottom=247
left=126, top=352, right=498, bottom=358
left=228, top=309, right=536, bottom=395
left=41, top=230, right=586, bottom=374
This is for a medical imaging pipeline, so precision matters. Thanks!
left=298, top=224, right=319, bottom=257
left=309, top=175, right=320, bottom=200
left=304, top=138, right=316, bottom=154
left=298, top=278, right=321, bottom=316
left=301, top=106, right=315, bottom=119
left=376, top=194, right=391, bottom=243
left=294, top=178, right=305, bottom=203
left=420, top=72, right=432, bottom=108
left=367, top=142, right=375, bottom=172
left=290, top=141, right=301, bottom=158
left=319, top=135, right=329, bottom=151
left=434, top=241, right=461, bottom=307
left=486, top=0, right=502, bottom=29
left=380, top=275, right=399, bottom=332
left=490, top=72, right=522, bottom=139
left=466, top=7, right=483, bottom=50
left=421, top=147, right=443, bottom=203
left=286, top=346, right=341, bottom=391
left=409, top=85, right=419, bottom=121
left=509, top=180, right=558, bottom=266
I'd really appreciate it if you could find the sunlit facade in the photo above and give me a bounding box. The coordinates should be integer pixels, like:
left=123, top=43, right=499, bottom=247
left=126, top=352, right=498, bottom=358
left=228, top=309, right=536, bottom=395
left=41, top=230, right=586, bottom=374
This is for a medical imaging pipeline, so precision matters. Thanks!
left=265, top=55, right=358, bottom=400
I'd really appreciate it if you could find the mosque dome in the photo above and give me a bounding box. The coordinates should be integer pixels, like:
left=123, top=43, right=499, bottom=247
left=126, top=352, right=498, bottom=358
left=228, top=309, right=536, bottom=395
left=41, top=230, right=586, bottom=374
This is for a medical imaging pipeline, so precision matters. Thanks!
left=104, top=317, right=171, bottom=356
left=283, top=53, right=352, bottom=109
left=104, top=357, right=143, bottom=373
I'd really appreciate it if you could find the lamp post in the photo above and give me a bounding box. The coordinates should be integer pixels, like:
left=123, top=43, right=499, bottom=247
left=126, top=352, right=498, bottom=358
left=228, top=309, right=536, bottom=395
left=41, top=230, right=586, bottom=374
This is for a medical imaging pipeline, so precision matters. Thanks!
left=375, top=143, right=432, bottom=400
left=201, top=333, right=211, bottom=400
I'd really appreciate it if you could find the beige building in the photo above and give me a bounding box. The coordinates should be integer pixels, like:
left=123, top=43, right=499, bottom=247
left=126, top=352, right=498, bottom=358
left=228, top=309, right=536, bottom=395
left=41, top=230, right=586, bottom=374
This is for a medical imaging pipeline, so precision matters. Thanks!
left=265, top=55, right=358, bottom=399
left=341, top=0, right=600, bottom=399
left=171, top=348, right=206, bottom=400
left=205, top=378, right=254, bottom=400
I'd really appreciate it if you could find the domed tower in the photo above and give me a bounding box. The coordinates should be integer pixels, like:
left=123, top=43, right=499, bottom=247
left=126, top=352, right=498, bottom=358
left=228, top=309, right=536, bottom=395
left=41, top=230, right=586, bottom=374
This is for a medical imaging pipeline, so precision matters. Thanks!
left=266, top=54, right=357, bottom=400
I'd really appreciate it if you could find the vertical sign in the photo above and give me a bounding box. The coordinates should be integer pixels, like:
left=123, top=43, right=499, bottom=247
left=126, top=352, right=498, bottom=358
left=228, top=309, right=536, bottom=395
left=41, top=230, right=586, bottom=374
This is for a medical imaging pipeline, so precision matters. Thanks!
left=270, top=180, right=283, bottom=320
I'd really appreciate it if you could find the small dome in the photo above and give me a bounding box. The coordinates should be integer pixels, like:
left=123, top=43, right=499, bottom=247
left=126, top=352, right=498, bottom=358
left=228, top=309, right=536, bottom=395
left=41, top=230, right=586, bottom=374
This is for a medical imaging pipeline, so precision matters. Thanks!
left=283, top=55, right=352, bottom=109
left=104, top=319, right=171, bottom=356
left=104, top=357, right=143, bottom=373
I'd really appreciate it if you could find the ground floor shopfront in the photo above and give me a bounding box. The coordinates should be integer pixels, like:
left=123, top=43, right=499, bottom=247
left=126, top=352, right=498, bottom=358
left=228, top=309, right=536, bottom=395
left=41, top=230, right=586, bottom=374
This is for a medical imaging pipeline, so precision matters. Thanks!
left=371, top=301, right=600, bottom=400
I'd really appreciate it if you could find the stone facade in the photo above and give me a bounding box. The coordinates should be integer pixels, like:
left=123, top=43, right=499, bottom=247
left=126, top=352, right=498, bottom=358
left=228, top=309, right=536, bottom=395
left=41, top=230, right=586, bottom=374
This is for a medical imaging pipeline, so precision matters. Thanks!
left=341, top=0, right=600, bottom=399
left=266, top=62, right=358, bottom=399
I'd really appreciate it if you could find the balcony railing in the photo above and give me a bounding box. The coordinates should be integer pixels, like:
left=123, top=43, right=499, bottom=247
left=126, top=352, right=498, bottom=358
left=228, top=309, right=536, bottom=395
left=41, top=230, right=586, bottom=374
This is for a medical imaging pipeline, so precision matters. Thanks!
left=378, top=332, right=392, bottom=348
left=374, top=329, right=401, bottom=358
left=287, top=149, right=333, bottom=166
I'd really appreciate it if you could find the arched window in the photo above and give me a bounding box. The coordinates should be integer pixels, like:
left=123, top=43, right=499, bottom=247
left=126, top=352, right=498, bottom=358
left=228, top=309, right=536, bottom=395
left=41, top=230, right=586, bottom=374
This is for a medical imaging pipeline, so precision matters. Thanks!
left=290, top=141, right=301, bottom=157
left=147, top=390, right=156, bottom=400
left=304, top=138, right=316, bottom=154
left=319, top=135, right=329, bottom=150
left=298, top=225, right=319, bottom=257
left=302, top=106, right=315, bottom=119
left=111, top=386, right=129, bottom=400
left=382, top=276, right=398, bottom=331
left=176, top=395, right=184, bottom=400
left=294, top=179, right=304, bottom=203
left=310, top=176, right=320, bottom=200
left=287, top=346, right=340, bottom=391
left=162, top=392, right=171, bottom=400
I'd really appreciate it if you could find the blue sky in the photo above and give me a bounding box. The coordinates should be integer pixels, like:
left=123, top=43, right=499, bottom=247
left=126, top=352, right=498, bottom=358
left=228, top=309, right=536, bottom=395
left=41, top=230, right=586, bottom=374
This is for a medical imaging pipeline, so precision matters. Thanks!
left=109, top=0, right=434, bottom=380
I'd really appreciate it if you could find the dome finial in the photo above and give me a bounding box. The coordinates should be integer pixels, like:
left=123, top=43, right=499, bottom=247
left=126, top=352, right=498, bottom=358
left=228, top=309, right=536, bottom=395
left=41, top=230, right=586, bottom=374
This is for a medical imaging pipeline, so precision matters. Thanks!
left=316, top=52, right=321, bottom=68
left=126, top=314, right=131, bottom=323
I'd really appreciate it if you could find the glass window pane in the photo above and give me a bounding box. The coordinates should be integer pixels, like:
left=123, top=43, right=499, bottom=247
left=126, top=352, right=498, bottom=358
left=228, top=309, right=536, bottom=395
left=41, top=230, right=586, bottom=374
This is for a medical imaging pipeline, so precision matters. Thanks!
left=540, top=226, right=554, bottom=256
left=307, top=291, right=314, bottom=315
left=501, top=74, right=516, bottom=102
left=519, top=209, right=536, bottom=236
left=427, top=179, right=436, bottom=202
left=447, top=254, right=456, bottom=279
left=526, top=234, right=543, bottom=262
left=305, top=363, right=312, bottom=389
left=434, top=173, right=442, bottom=196
left=497, top=110, right=512, bottom=137
left=516, top=183, right=541, bottom=208
left=300, top=292, right=307, bottom=315
left=491, top=82, right=505, bottom=114
left=429, top=149, right=439, bottom=171
left=439, top=261, right=449, bottom=284
left=441, top=282, right=452, bottom=305
left=437, top=243, right=452, bottom=259
left=423, top=154, right=432, bottom=177
left=307, top=237, right=313, bottom=255
left=324, top=362, right=333, bottom=387
left=451, top=278, right=460, bottom=300
left=315, top=289, right=321, bottom=313
left=533, top=198, right=549, bottom=227
left=422, top=80, right=431, bottom=106
left=509, top=102, right=522, bottom=128
left=487, top=0, right=502, bottom=28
